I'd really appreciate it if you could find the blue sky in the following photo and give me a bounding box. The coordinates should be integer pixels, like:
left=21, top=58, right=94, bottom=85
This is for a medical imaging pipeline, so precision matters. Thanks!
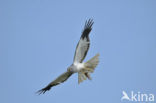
left=0, top=0, right=156, bottom=103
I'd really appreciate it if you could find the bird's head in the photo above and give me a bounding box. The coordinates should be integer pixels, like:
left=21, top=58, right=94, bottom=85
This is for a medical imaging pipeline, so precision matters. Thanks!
left=67, top=65, right=74, bottom=72
left=67, top=67, right=72, bottom=72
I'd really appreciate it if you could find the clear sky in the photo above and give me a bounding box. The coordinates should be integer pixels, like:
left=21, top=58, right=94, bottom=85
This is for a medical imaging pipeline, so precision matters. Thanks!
left=0, top=0, right=156, bottom=103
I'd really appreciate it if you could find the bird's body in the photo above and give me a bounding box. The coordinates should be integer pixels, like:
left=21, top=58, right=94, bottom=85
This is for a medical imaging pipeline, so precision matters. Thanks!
left=68, top=63, right=85, bottom=73
left=37, top=19, right=99, bottom=94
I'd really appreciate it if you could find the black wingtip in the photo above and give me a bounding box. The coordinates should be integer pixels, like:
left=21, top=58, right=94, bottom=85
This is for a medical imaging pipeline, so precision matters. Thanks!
left=36, top=89, right=46, bottom=95
left=36, top=85, right=51, bottom=95
left=81, top=19, right=94, bottom=39
left=84, top=19, right=94, bottom=30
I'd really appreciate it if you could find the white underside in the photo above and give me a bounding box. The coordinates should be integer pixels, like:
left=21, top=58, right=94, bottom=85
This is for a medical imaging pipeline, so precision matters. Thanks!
left=71, top=62, right=85, bottom=73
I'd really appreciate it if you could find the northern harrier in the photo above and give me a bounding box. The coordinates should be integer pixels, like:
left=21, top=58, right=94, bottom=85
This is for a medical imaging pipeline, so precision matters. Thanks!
left=37, top=19, right=99, bottom=94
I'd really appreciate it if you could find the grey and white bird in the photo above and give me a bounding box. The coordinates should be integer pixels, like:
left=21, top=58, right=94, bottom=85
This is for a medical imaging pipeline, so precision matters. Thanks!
left=37, top=19, right=99, bottom=94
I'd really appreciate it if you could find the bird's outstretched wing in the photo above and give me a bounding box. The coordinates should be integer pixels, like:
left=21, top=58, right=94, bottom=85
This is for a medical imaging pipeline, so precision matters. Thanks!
left=73, top=19, right=94, bottom=63
left=37, top=71, right=73, bottom=94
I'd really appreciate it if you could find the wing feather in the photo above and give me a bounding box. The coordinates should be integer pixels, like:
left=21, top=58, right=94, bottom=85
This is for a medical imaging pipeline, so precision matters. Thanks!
left=73, top=19, right=94, bottom=63
left=37, top=71, right=73, bottom=94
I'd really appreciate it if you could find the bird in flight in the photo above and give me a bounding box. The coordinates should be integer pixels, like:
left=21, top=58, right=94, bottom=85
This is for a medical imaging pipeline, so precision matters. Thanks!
left=37, top=19, right=99, bottom=94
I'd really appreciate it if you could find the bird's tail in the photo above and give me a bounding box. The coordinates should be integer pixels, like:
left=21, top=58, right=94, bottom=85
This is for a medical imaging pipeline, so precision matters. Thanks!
left=78, top=53, right=100, bottom=84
